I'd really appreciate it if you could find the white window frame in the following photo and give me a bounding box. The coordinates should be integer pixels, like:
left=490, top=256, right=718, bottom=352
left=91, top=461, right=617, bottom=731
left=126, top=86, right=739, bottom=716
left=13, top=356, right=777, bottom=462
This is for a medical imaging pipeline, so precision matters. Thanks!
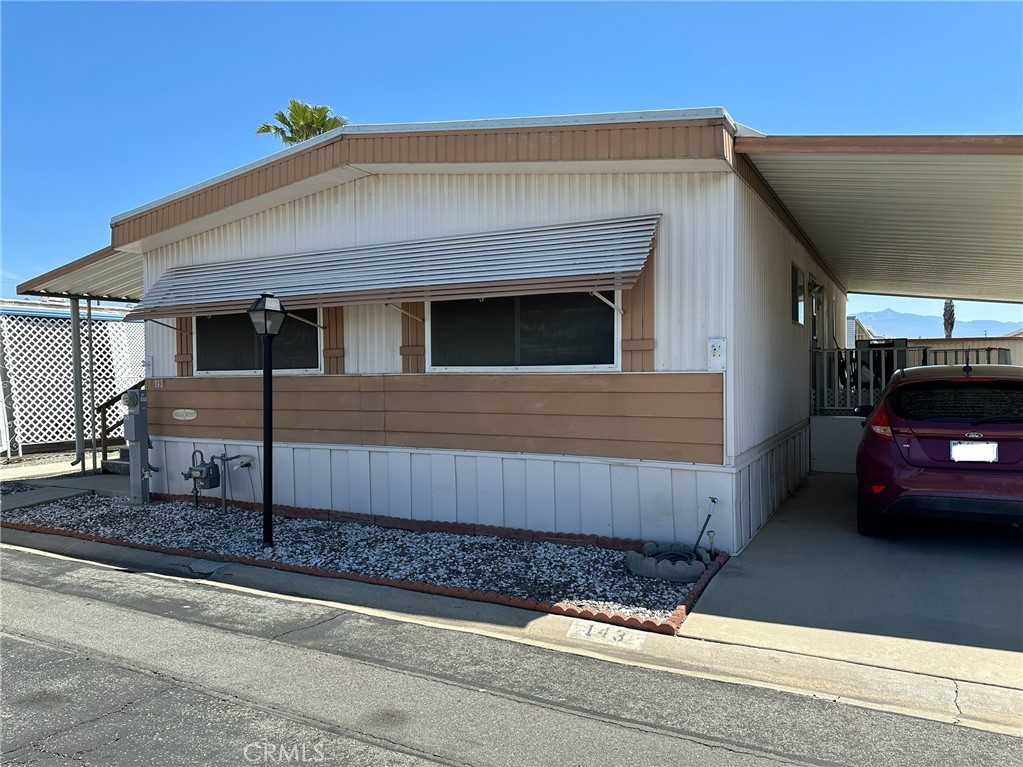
left=425, top=291, right=622, bottom=373
left=192, top=308, right=324, bottom=377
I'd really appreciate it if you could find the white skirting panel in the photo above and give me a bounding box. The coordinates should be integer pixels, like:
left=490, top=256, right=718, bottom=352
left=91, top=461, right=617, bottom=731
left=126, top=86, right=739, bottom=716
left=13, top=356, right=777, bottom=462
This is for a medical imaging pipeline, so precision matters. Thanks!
left=732, top=424, right=810, bottom=550
left=149, top=436, right=744, bottom=552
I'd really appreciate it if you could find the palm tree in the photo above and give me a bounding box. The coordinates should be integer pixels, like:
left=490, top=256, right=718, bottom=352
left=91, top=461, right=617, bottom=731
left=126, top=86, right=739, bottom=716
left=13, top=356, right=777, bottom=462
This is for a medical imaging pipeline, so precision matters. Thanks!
left=256, top=99, right=349, bottom=145
left=943, top=299, right=955, bottom=339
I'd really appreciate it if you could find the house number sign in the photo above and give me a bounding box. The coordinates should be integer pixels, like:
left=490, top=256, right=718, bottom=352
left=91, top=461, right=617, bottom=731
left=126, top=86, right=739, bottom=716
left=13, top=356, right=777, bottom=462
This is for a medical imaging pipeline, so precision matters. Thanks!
left=172, top=409, right=198, bottom=421
left=566, top=619, right=646, bottom=650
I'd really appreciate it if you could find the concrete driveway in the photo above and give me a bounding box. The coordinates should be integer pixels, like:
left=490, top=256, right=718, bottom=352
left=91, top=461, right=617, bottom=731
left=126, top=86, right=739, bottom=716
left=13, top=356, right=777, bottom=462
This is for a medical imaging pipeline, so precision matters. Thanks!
left=680, top=472, right=1023, bottom=689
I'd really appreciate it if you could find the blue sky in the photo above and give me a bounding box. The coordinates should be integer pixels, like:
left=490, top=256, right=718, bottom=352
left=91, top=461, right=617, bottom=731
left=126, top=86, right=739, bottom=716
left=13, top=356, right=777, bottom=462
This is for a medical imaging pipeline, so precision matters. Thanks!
left=2, top=1, right=1021, bottom=323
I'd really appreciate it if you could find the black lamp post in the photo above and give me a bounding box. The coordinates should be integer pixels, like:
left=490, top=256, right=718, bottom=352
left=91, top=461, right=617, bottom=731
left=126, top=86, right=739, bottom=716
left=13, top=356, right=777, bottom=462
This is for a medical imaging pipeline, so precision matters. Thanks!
left=248, top=292, right=287, bottom=547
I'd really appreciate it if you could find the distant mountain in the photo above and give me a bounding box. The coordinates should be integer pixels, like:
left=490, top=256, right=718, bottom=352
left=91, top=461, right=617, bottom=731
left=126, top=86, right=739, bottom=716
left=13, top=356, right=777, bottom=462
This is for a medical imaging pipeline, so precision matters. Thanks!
left=853, top=309, right=1023, bottom=340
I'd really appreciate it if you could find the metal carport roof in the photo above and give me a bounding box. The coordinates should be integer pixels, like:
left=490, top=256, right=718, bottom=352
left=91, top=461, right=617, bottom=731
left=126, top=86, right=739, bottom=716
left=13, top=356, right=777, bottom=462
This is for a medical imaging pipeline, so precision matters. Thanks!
left=735, top=135, right=1023, bottom=304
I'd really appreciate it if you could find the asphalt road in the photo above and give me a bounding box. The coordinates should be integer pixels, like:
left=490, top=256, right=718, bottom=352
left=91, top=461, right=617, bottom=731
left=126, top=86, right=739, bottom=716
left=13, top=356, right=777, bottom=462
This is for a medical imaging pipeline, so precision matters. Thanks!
left=1, top=546, right=1019, bottom=767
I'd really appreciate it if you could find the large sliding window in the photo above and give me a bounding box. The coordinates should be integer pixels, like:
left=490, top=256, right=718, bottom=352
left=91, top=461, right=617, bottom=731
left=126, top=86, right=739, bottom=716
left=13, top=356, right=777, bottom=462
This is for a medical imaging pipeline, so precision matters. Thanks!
left=195, top=308, right=321, bottom=374
left=429, top=292, right=617, bottom=370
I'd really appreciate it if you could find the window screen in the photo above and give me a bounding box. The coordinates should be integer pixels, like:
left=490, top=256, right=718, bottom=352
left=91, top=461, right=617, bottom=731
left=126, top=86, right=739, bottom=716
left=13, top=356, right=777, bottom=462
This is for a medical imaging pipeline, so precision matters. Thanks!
left=196, top=309, right=319, bottom=372
left=431, top=292, right=615, bottom=367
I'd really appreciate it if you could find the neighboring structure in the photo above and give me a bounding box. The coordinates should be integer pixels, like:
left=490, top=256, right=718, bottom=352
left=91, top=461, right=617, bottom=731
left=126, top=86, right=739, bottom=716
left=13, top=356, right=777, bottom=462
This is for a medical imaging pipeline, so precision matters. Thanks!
left=846, top=315, right=877, bottom=346
left=18, top=108, right=1023, bottom=553
left=0, top=298, right=144, bottom=456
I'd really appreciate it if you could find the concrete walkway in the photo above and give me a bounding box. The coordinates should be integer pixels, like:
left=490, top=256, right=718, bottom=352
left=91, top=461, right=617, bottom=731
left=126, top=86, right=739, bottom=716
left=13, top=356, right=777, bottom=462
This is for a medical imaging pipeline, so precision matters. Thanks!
left=2, top=471, right=129, bottom=509
left=680, top=472, right=1023, bottom=690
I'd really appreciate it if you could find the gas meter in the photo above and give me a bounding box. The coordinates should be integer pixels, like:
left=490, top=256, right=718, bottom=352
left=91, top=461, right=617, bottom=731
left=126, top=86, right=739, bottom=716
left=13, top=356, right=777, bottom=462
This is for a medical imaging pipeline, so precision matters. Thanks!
left=182, top=450, right=220, bottom=507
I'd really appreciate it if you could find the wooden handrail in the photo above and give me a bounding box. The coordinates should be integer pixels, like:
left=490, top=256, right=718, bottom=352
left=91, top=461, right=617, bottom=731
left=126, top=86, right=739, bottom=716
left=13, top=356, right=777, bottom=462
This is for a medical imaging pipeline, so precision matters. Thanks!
left=96, top=379, right=145, bottom=461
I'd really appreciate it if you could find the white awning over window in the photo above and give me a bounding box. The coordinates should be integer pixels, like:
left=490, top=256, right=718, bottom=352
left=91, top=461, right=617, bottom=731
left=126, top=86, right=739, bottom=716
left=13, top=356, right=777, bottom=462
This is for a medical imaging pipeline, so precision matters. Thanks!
left=126, top=215, right=660, bottom=320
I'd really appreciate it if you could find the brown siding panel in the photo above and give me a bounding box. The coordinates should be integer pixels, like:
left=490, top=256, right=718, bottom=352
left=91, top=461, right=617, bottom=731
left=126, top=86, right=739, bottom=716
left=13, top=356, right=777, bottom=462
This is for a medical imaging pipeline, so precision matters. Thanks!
left=323, top=306, right=345, bottom=374
left=147, top=373, right=724, bottom=465
left=621, top=245, right=655, bottom=372
left=175, top=317, right=193, bottom=377
left=399, top=302, right=426, bottom=373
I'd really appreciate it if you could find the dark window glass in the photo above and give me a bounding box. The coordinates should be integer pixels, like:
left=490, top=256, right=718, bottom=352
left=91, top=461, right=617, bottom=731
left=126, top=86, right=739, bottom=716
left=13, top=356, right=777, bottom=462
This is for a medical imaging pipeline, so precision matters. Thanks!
left=519, top=292, right=614, bottom=365
left=196, top=309, right=319, bottom=372
left=889, top=381, right=1023, bottom=422
left=791, top=264, right=805, bottom=325
left=431, top=298, right=516, bottom=366
left=431, top=292, right=615, bottom=367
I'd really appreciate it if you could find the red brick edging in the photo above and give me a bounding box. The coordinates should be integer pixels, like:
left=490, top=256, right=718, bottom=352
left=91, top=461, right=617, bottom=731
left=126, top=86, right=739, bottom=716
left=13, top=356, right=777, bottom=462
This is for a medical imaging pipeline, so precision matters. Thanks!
left=1, top=511, right=729, bottom=636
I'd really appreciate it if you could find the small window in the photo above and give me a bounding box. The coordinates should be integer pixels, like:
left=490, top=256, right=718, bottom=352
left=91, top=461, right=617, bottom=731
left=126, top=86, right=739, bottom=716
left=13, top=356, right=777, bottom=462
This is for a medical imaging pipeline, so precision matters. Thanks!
left=791, top=264, right=805, bottom=325
left=195, top=309, right=320, bottom=373
left=430, top=292, right=616, bottom=369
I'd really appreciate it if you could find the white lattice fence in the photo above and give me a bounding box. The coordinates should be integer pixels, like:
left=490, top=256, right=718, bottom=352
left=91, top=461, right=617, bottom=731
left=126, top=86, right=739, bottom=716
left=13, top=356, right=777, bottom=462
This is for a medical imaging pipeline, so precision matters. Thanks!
left=0, top=314, right=145, bottom=452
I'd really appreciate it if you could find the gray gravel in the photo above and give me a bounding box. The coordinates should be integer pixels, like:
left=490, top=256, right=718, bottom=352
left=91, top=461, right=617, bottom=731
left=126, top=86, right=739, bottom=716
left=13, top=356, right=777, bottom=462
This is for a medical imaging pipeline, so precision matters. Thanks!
left=2, top=496, right=695, bottom=621
left=0, top=482, right=39, bottom=495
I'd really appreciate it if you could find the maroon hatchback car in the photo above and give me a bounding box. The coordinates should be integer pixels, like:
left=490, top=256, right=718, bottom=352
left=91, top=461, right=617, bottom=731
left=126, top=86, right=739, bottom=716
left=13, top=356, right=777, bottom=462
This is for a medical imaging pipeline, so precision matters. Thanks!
left=854, top=364, right=1023, bottom=535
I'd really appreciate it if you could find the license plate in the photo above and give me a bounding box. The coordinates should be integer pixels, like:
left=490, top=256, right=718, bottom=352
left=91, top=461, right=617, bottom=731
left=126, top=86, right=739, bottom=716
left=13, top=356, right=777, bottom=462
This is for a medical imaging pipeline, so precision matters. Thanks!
left=950, top=441, right=998, bottom=463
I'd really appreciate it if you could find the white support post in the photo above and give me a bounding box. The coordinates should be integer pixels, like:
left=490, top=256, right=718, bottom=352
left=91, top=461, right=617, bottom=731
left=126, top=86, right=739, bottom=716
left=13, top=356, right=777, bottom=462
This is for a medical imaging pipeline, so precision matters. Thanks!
left=70, top=300, right=86, bottom=473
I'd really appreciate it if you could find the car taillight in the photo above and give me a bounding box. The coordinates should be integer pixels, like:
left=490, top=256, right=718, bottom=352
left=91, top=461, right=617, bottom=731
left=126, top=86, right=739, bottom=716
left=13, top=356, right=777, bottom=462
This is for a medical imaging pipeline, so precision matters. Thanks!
left=867, top=401, right=894, bottom=440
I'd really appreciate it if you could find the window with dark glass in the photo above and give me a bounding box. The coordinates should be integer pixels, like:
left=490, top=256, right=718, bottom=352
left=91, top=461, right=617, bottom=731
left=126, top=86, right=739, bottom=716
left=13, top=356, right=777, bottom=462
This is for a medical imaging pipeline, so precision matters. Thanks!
left=195, top=309, right=319, bottom=372
left=791, top=264, right=805, bottom=325
left=430, top=292, right=615, bottom=367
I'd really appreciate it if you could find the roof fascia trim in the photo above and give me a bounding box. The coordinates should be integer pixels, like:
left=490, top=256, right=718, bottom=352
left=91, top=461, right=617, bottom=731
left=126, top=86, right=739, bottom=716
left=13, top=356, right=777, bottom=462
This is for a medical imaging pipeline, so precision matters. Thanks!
left=736, top=135, right=1023, bottom=155
left=111, top=107, right=738, bottom=225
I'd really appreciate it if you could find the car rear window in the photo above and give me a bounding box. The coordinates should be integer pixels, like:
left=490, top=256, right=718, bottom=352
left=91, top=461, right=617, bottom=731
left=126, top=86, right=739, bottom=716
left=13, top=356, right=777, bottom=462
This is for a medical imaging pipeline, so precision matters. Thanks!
left=889, top=380, right=1023, bottom=422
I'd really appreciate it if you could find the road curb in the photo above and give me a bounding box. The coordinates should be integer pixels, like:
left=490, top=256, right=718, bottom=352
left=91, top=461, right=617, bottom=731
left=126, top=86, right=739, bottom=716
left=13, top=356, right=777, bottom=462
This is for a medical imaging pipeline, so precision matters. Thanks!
left=2, top=526, right=1020, bottom=737
left=0, top=519, right=725, bottom=635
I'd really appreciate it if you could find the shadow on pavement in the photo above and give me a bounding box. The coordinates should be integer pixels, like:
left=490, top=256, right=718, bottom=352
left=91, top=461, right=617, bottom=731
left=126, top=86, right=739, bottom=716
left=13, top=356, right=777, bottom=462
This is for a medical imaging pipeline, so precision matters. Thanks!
left=691, top=472, right=1023, bottom=653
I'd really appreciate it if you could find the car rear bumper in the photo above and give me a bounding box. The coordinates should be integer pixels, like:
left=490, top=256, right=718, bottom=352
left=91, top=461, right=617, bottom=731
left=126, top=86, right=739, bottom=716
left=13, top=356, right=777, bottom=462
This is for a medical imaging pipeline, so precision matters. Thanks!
left=882, top=495, right=1023, bottom=522
left=857, top=441, right=1023, bottom=523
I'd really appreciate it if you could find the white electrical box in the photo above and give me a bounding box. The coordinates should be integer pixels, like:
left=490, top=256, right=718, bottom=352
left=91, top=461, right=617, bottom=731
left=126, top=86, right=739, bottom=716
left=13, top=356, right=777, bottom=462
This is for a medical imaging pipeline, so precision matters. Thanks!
left=708, top=337, right=726, bottom=371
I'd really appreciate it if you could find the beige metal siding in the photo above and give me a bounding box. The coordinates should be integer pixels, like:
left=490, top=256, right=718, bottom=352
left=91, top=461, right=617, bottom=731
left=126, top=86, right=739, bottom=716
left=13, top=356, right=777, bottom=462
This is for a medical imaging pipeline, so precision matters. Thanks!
left=344, top=304, right=401, bottom=374
left=730, top=177, right=845, bottom=459
left=143, top=173, right=732, bottom=373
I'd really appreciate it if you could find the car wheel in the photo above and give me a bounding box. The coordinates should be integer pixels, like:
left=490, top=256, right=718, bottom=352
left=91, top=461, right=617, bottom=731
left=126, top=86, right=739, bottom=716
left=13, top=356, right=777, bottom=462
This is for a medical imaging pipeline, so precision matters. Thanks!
left=856, top=494, right=887, bottom=536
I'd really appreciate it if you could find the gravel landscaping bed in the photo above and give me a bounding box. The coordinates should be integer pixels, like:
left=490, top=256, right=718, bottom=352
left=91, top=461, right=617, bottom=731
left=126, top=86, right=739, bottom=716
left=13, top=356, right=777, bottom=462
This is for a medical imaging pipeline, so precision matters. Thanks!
left=2, top=495, right=696, bottom=622
left=1, top=482, right=39, bottom=495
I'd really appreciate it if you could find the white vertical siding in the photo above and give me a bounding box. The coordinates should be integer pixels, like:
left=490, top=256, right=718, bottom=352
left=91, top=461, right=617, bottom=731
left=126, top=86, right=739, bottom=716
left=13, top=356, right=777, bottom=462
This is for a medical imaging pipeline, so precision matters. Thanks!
left=143, top=173, right=732, bottom=375
left=149, top=436, right=746, bottom=552
left=343, top=304, right=402, bottom=374
left=729, top=178, right=844, bottom=460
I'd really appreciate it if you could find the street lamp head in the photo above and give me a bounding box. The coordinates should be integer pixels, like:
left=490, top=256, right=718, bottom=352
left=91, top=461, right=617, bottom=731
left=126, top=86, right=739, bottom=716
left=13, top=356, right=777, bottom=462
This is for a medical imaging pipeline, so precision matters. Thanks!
left=248, top=292, right=287, bottom=337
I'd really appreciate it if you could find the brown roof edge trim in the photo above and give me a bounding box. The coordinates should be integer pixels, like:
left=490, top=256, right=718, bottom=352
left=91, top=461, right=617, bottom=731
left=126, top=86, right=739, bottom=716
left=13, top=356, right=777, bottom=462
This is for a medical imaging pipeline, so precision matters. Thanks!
left=734, top=155, right=847, bottom=295
left=16, top=246, right=120, bottom=295
left=735, top=135, right=1023, bottom=155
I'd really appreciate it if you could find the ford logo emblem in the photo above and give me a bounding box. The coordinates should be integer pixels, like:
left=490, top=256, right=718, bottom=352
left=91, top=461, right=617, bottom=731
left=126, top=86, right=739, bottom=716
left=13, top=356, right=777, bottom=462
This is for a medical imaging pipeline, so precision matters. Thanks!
left=964, top=432, right=984, bottom=439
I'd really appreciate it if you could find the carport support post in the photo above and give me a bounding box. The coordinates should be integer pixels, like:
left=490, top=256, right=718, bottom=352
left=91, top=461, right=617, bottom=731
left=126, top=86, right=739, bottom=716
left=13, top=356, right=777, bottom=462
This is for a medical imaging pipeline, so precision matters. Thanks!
left=69, top=299, right=86, bottom=474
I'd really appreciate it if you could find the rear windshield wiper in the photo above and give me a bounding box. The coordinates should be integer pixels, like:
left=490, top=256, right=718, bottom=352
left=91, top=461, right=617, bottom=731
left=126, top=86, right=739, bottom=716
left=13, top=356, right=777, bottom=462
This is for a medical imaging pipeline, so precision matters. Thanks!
left=971, top=415, right=1023, bottom=425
